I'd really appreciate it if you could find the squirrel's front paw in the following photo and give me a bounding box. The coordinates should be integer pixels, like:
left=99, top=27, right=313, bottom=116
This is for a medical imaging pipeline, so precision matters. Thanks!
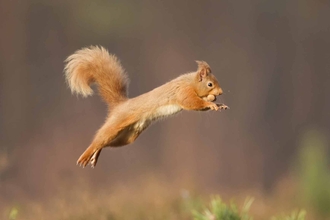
left=207, top=102, right=220, bottom=111
left=216, top=103, right=229, bottom=110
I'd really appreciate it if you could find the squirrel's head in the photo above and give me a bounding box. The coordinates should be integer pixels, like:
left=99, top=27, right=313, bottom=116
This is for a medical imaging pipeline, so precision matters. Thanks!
left=194, top=61, right=223, bottom=98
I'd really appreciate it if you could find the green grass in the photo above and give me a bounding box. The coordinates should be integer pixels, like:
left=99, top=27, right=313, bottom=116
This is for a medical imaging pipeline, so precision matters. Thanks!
left=6, top=195, right=306, bottom=220
left=192, top=196, right=253, bottom=220
left=192, top=196, right=305, bottom=220
left=270, top=210, right=306, bottom=220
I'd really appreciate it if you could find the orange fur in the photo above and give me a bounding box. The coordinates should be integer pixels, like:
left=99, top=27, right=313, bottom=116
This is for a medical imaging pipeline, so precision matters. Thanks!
left=64, top=46, right=228, bottom=168
left=64, top=46, right=129, bottom=108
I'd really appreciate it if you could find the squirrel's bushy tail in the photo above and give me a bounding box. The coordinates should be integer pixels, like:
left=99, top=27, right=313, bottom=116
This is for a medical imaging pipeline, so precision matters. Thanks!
left=64, top=46, right=129, bottom=107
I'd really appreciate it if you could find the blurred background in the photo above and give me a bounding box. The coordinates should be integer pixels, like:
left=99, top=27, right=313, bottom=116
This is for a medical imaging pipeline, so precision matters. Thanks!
left=1, top=0, right=330, bottom=219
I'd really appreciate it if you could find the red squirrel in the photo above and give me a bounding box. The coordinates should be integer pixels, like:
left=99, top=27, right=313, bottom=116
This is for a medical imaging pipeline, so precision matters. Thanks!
left=64, top=46, right=228, bottom=168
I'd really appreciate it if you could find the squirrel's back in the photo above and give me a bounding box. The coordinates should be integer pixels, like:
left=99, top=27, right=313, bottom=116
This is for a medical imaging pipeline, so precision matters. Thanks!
left=64, top=46, right=129, bottom=107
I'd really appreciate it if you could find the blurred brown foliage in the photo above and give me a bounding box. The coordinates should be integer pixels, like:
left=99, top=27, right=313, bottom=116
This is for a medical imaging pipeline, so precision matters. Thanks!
left=0, top=0, right=330, bottom=218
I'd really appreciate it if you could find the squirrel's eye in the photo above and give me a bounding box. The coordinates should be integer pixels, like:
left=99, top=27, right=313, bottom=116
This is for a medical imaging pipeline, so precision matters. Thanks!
left=208, top=82, right=213, bottom=87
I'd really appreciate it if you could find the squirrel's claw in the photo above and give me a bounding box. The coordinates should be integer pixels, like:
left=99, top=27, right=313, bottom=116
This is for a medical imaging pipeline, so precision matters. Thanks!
left=216, top=103, right=229, bottom=110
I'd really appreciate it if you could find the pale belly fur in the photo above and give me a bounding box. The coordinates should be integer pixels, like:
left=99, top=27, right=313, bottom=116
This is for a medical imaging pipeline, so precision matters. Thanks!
left=109, top=104, right=182, bottom=146
left=135, top=104, right=182, bottom=130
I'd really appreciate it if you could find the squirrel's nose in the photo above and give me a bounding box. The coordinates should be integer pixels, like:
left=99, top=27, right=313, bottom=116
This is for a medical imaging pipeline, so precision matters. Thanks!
left=218, top=88, right=223, bottom=95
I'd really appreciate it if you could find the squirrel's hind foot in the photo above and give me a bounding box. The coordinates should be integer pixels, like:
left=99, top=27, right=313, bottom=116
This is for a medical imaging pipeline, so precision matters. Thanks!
left=90, top=149, right=102, bottom=168
left=77, top=147, right=102, bottom=168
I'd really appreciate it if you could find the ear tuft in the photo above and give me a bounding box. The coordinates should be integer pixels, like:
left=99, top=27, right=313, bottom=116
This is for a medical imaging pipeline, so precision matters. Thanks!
left=195, top=60, right=212, bottom=81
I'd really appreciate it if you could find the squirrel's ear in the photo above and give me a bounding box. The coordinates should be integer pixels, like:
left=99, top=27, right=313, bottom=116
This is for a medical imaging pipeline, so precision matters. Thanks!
left=196, top=60, right=212, bottom=81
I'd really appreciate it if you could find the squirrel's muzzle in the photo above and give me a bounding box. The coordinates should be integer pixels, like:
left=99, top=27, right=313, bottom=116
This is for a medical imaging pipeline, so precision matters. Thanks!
left=217, top=87, right=223, bottom=96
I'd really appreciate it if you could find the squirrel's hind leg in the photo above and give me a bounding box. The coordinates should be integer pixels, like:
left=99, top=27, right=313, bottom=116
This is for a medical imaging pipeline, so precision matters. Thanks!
left=77, top=114, right=140, bottom=168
